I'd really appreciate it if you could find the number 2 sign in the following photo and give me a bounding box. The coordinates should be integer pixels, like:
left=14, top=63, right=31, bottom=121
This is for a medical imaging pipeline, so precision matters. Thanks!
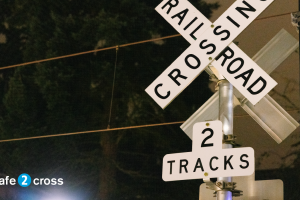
left=192, top=121, right=222, bottom=152
left=162, top=121, right=254, bottom=181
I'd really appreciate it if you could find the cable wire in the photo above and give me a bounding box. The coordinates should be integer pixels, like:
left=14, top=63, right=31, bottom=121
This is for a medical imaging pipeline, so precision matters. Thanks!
left=0, top=109, right=298, bottom=143
left=0, top=121, right=185, bottom=143
left=0, top=11, right=297, bottom=143
left=0, top=11, right=296, bottom=71
left=0, top=34, right=180, bottom=70
left=107, top=46, right=119, bottom=129
left=255, top=11, right=297, bottom=21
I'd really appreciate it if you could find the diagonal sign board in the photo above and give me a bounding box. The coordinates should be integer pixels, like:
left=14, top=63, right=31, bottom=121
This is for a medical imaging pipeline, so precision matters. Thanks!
left=146, top=0, right=276, bottom=108
left=180, top=29, right=299, bottom=143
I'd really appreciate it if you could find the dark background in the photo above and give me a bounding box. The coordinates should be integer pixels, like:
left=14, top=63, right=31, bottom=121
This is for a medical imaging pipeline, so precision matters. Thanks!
left=0, top=0, right=298, bottom=200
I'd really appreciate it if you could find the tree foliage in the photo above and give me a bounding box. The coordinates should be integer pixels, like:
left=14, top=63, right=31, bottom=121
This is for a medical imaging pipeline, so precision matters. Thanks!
left=0, top=0, right=219, bottom=199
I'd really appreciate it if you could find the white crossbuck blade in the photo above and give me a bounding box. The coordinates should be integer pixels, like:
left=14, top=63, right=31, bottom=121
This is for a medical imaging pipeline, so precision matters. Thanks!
left=146, top=0, right=277, bottom=108
left=181, top=29, right=299, bottom=144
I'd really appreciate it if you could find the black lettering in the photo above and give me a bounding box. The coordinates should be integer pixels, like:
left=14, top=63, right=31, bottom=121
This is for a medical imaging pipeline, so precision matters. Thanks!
left=167, top=160, right=176, bottom=174
left=235, top=68, right=254, bottom=87
left=201, top=128, right=214, bottom=147
left=199, top=40, right=216, bottom=55
left=185, top=54, right=201, bottom=69
left=168, top=69, right=187, bottom=86
left=184, top=17, right=198, bottom=30
left=247, top=76, right=267, bottom=95
left=236, top=1, right=256, bottom=19
left=215, top=46, right=234, bottom=66
left=240, top=154, right=249, bottom=169
left=155, top=84, right=170, bottom=99
left=193, top=158, right=204, bottom=172
left=227, top=16, right=240, bottom=28
left=180, top=159, right=188, bottom=173
left=162, top=0, right=179, bottom=14
left=171, top=9, right=189, bottom=25
left=224, top=155, right=234, bottom=170
left=213, top=26, right=230, bottom=41
left=210, top=157, right=219, bottom=171
left=227, top=58, right=244, bottom=74
left=190, top=23, right=204, bottom=40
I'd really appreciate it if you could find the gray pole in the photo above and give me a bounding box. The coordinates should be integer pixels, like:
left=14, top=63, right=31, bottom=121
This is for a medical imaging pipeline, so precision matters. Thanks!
left=217, top=80, right=233, bottom=200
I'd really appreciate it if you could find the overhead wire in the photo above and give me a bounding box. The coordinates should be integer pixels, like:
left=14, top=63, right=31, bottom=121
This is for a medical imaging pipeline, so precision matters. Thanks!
left=0, top=34, right=180, bottom=70
left=0, top=109, right=299, bottom=143
left=0, top=11, right=296, bottom=71
left=0, top=11, right=297, bottom=143
left=255, top=11, right=296, bottom=21
left=107, top=46, right=119, bottom=129
left=0, top=121, right=185, bottom=143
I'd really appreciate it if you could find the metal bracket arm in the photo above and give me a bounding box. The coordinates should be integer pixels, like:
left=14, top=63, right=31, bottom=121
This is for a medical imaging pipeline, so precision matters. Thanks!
left=204, top=179, right=243, bottom=197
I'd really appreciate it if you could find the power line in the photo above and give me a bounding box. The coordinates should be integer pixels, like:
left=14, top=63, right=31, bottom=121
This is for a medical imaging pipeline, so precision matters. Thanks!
left=0, top=121, right=185, bottom=143
left=0, top=11, right=296, bottom=71
left=0, top=109, right=298, bottom=143
left=255, top=11, right=296, bottom=21
left=107, top=46, right=119, bottom=129
left=0, top=11, right=297, bottom=143
left=0, top=34, right=180, bottom=71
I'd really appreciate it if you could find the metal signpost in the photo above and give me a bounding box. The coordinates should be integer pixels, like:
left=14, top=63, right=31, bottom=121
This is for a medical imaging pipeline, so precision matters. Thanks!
left=146, top=0, right=299, bottom=199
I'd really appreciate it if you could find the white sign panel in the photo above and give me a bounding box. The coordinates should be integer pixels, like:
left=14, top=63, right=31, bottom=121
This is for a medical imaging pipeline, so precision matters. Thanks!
left=192, top=121, right=222, bottom=152
left=146, top=0, right=274, bottom=108
left=212, top=43, right=277, bottom=105
left=162, top=147, right=254, bottom=181
left=162, top=121, right=255, bottom=181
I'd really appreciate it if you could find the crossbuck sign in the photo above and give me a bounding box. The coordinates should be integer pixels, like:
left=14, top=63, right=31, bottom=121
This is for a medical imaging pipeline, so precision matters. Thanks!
left=146, top=0, right=277, bottom=108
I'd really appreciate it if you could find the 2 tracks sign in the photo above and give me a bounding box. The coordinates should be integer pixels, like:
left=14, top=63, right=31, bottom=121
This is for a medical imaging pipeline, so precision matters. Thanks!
left=162, top=121, right=254, bottom=181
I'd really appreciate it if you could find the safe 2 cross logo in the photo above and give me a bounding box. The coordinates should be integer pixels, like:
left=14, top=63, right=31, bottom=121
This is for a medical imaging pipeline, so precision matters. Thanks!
left=0, top=174, right=63, bottom=187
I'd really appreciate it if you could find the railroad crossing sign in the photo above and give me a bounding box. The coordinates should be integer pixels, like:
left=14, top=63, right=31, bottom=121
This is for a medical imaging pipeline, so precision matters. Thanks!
left=145, top=0, right=299, bottom=143
left=162, top=121, right=254, bottom=181
left=146, top=0, right=277, bottom=108
left=146, top=0, right=294, bottom=198
left=181, top=29, right=299, bottom=143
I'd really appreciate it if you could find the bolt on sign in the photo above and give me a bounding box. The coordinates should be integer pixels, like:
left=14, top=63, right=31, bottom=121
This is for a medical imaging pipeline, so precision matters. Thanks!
left=146, top=0, right=276, bottom=108
left=162, top=121, right=254, bottom=181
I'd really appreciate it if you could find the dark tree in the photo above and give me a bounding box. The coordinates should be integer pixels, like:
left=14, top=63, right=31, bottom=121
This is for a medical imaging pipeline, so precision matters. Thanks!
left=0, top=0, right=219, bottom=199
